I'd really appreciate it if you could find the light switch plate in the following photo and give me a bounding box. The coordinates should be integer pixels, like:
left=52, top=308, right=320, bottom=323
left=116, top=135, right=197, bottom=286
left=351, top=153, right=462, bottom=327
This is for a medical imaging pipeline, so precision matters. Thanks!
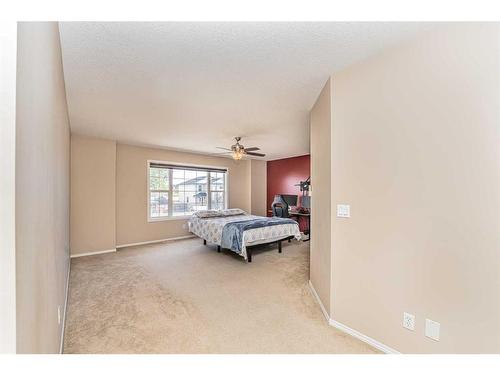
left=425, top=319, right=440, bottom=341
left=336, top=204, right=350, bottom=218
left=403, top=312, right=415, bottom=331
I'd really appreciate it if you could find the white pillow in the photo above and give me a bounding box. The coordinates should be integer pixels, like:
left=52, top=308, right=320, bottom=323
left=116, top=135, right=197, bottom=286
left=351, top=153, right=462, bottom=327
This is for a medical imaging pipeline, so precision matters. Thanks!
left=193, top=210, right=221, bottom=218
left=219, top=208, right=246, bottom=217
left=193, top=208, right=247, bottom=218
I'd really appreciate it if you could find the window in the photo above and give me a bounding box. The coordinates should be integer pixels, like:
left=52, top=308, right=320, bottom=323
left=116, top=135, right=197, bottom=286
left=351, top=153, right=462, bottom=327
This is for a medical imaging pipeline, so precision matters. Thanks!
left=148, top=162, right=227, bottom=220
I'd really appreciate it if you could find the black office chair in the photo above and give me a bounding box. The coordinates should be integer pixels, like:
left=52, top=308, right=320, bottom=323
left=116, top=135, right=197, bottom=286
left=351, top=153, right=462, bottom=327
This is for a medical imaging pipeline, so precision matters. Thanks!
left=272, top=196, right=295, bottom=242
left=271, top=195, right=289, bottom=218
left=272, top=203, right=289, bottom=218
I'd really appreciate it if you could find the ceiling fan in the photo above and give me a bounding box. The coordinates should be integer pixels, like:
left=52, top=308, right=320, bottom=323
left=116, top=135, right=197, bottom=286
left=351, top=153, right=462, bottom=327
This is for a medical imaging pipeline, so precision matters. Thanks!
left=216, top=137, right=266, bottom=160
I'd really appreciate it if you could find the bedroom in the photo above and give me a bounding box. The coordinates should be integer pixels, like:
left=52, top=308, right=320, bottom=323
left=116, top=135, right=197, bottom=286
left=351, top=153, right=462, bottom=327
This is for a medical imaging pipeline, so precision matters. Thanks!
left=1, top=5, right=499, bottom=367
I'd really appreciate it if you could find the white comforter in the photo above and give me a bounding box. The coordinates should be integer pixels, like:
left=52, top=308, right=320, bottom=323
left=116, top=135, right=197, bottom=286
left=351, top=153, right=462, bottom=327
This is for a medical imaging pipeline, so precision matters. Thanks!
left=187, top=214, right=301, bottom=259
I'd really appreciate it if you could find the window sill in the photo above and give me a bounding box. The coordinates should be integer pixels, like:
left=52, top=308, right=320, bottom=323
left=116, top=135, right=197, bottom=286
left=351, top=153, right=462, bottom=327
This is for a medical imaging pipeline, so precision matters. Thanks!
left=148, top=215, right=191, bottom=222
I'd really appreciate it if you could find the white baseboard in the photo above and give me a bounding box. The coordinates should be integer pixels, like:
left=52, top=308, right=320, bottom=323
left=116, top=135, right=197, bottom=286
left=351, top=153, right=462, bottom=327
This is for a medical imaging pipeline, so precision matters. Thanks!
left=59, top=257, right=71, bottom=354
left=70, top=248, right=116, bottom=258
left=116, top=235, right=195, bottom=249
left=329, top=319, right=400, bottom=354
left=69, top=235, right=196, bottom=258
left=308, top=280, right=330, bottom=321
left=308, top=279, right=399, bottom=354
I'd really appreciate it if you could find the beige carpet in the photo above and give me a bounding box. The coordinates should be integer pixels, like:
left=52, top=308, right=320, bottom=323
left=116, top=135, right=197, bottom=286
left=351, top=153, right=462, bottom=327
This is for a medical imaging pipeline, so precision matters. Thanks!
left=63, top=238, right=378, bottom=354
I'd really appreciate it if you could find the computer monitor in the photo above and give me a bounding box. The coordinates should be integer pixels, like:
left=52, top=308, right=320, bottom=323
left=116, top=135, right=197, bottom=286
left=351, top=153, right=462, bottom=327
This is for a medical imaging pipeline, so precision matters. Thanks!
left=281, top=194, right=298, bottom=207
left=301, top=195, right=311, bottom=209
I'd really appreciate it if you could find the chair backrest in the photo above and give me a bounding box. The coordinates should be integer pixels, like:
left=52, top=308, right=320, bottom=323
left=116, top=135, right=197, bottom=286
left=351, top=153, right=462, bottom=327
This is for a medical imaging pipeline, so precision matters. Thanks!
left=272, top=201, right=289, bottom=218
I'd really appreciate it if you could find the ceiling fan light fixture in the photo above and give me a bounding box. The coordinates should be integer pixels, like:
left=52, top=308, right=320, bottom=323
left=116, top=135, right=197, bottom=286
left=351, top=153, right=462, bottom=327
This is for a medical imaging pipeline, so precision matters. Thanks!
left=217, top=136, right=265, bottom=160
left=232, top=150, right=244, bottom=160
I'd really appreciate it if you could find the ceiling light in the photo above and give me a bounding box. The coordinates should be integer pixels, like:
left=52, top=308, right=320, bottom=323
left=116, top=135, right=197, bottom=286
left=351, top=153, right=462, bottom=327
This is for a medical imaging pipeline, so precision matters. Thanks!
left=232, top=150, right=244, bottom=160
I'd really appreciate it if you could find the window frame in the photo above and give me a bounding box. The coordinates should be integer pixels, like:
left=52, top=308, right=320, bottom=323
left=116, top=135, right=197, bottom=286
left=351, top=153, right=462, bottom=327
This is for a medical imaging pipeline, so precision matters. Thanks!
left=147, top=160, right=229, bottom=222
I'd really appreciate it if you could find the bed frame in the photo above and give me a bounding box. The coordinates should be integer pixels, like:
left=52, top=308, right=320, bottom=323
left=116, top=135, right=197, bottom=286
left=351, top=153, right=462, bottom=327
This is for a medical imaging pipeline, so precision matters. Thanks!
left=203, top=236, right=295, bottom=263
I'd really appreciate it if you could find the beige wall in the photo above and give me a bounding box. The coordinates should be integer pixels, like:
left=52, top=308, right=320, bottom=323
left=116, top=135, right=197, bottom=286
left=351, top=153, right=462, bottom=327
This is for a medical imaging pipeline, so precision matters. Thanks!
left=116, top=143, right=252, bottom=246
left=70, top=140, right=257, bottom=253
left=329, top=24, right=500, bottom=353
left=70, top=135, right=116, bottom=255
left=309, top=79, right=332, bottom=316
left=250, top=160, right=267, bottom=216
left=15, top=22, right=71, bottom=353
left=0, top=21, right=17, bottom=353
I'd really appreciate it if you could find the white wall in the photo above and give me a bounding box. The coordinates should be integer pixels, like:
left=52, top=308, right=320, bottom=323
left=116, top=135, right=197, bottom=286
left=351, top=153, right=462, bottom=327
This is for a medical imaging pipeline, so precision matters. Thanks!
left=0, top=21, right=17, bottom=354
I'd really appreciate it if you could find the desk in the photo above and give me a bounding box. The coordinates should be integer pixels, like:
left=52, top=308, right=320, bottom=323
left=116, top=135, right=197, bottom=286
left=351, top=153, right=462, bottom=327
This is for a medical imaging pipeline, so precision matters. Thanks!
left=268, top=209, right=311, bottom=241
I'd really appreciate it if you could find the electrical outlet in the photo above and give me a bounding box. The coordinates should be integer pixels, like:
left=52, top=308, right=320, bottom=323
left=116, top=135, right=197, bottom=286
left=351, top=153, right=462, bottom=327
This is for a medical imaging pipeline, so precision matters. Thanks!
left=425, top=319, right=440, bottom=341
left=58, top=306, right=61, bottom=325
left=403, top=312, right=415, bottom=331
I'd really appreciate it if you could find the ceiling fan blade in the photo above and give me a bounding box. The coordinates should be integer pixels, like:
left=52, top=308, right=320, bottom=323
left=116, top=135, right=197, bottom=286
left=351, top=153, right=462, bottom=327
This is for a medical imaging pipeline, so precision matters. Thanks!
left=245, top=151, right=266, bottom=157
left=216, top=147, right=232, bottom=151
left=244, top=147, right=260, bottom=152
left=212, top=152, right=232, bottom=154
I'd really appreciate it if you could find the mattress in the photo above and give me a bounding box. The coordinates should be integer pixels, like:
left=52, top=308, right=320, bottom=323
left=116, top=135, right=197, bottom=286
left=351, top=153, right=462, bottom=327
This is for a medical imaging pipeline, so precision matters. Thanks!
left=188, top=214, right=301, bottom=259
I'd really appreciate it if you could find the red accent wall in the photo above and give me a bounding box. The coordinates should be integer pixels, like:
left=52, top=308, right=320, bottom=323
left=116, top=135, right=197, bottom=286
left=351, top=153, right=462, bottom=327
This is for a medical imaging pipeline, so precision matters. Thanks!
left=267, top=155, right=310, bottom=229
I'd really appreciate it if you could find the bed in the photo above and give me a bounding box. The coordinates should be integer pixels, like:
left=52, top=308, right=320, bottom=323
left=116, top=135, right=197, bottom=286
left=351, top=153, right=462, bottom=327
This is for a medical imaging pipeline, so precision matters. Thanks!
left=188, top=209, right=301, bottom=262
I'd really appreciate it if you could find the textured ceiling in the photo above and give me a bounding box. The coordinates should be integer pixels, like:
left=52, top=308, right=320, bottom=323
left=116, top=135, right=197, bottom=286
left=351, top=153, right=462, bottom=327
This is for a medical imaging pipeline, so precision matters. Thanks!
left=59, top=22, right=433, bottom=160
